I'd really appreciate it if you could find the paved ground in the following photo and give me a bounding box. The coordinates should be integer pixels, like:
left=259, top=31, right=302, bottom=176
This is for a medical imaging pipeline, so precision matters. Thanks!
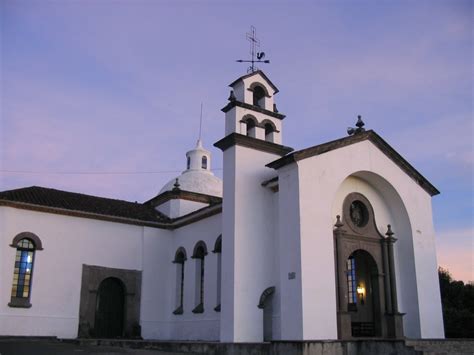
left=0, top=339, right=196, bottom=355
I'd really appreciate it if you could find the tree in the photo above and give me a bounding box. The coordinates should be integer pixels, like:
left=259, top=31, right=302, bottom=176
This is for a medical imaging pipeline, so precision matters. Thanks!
left=438, top=267, right=474, bottom=338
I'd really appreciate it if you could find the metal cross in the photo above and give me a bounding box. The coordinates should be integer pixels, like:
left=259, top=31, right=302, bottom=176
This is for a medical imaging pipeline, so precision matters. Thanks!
left=236, top=26, right=270, bottom=73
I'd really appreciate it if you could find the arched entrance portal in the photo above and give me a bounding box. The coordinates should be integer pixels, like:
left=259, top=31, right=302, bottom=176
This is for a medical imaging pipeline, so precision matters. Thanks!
left=95, top=277, right=125, bottom=338
left=334, top=192, right=405, bottom=339
left=347, top=250, right=381, bottom=337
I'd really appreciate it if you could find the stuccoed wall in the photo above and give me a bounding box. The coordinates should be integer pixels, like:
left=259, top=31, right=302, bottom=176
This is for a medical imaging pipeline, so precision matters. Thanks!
left=0, top=205, right=223, bottom=341
left=0, top=207, right=147, bottom=338
left=277, top=163, right=304, bottom=340
left=278, top=139, right=443, bottom=339
left=221, top=144, right=280, bottom=342
left=167, top=213, right=222, bottom=341
left=140, top=226, right=173, bottom=340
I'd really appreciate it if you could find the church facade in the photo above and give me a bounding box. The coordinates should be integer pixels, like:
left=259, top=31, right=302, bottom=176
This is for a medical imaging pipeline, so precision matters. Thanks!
left=0, top=71, right=444, bottom=342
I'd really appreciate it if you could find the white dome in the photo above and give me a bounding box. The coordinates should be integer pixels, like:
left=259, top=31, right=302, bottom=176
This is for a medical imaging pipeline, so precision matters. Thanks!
left=159, top=139, right=223, bottom=197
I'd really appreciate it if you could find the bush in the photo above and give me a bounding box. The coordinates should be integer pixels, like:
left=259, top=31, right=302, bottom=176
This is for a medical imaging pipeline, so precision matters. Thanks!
left=438, top=267, right=474, bottom=338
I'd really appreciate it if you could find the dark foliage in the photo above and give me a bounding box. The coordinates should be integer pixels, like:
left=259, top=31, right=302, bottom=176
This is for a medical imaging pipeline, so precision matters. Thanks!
left=438, top=267, right=474, bottom=338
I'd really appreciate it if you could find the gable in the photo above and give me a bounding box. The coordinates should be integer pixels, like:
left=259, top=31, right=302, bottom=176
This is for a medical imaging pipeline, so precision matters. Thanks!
left=266, top=130, right=439, bottom=196
left=228, top=70, right=279, bottom=94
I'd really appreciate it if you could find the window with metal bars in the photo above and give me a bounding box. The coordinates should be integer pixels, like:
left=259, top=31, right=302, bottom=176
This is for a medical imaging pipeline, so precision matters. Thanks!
left=347, top=256, right=357, bottom=306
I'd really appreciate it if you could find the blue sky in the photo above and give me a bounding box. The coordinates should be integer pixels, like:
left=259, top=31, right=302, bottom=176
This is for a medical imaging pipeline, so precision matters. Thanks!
left=1, top=0, right=472, bottom=281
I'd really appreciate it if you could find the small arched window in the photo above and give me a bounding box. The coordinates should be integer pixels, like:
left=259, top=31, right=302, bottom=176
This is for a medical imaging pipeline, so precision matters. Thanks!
left=9, top=232, right=43, bottom=308
left=187, top=156, right=191, bottom=170
left=213, top=236, right=222, bottom=312
left=201, top=156, right=208, bottom=170
left=192, top=241, right=207, bottom=313
left=173, top=247, right=187, bottom=315
left=253, top=85, right=266, bottom=108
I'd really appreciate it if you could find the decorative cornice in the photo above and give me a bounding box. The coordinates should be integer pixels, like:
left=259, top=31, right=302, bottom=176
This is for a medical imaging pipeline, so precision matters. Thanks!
left=221, top=100, right=286, bottom=120
left=214, top=133, right=293, bottom=156
left=145, top=189, right=222, bottom=208
left=266, top=130, right=440, bottom=196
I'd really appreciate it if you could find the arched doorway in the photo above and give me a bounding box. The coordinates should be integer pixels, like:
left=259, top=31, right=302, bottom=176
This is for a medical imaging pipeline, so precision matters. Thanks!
left=258, top=286, right=275, bottom=342
left=347, top=250, right=381, bottom=337
left=334, top=192, right=404, bottom=339
left=94, top=277, right=125, bottom=338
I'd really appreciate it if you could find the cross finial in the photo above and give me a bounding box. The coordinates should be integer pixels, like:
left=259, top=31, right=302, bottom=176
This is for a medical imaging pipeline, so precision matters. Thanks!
left=236, top=26, right=270, bottom=73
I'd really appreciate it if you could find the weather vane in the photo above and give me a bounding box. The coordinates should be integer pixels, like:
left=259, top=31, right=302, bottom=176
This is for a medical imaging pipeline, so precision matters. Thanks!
left=236, top=26, right=270, bottom=73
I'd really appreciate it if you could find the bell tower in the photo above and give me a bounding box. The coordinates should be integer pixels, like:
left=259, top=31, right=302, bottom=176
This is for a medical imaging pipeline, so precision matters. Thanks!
left=214, top=70, right=292, bottom=342
left=221, top=70, right=285, bottom=144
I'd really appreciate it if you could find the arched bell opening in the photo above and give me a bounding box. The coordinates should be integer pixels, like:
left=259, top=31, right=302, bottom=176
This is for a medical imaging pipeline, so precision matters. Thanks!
left=242, top=115, right=258, bottom=138
left=252, top=84, right=267, bottom=108
left=346, top=249, right=381, bottom=337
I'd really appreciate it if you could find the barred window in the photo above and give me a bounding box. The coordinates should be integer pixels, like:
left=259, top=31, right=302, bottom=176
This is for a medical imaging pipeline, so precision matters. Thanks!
left=347, top=256, right=357, bottom=305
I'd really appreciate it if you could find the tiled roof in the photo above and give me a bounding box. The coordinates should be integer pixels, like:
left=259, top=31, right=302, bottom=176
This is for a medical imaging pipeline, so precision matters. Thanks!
left=0, top=186, right=171, bottom=225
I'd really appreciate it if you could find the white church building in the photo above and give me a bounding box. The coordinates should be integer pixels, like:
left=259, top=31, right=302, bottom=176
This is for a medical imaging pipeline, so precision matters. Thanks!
left=0, top=70, right=444, bottom=342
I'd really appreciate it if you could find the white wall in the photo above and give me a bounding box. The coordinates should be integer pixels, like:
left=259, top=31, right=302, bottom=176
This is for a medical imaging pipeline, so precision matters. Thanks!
left=156, top=199, right=208, bottom=218
left=140, top=226, right=173, bottom=340
left=220, top=145, right=280, bottom=342
left=0, top=205, right=224, bottom=341
left=277, top=164, right=304, bottom=340
left=0, top=207, right=147, bottom=338
left=167, top=213, right=222, bottom=341
left=284, top=139, right=443, bottom=339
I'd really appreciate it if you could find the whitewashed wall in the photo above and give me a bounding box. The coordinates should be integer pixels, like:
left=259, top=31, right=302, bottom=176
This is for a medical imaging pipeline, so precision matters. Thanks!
left=278, top=139, right=444, bottom=339
left=0, top=207, right=148, bottom=338
left=277, top=164, right=304, bottom=340
left=140, top=226, right=173, bottom=340
left=167, top=213, right=222, bottom=341
left=0, top=205, right=223, bottom=341
left=220, top=145, right=280, bottom=342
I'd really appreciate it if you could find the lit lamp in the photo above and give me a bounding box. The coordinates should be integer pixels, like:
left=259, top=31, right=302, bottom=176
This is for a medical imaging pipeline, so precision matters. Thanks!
left=356, top=285, right=365, bottom=305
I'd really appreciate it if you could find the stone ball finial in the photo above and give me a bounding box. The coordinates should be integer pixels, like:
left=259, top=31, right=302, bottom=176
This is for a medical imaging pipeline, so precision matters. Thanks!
left=228, top=90, right=236, bottom=102
left=386, top=224, right=394, bottom=237
left=334, top=215, right=344, bottom=229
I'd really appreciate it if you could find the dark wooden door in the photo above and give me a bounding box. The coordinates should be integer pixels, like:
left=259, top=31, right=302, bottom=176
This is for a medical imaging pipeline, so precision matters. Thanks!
left=95, top=278, right=124, bottom=338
